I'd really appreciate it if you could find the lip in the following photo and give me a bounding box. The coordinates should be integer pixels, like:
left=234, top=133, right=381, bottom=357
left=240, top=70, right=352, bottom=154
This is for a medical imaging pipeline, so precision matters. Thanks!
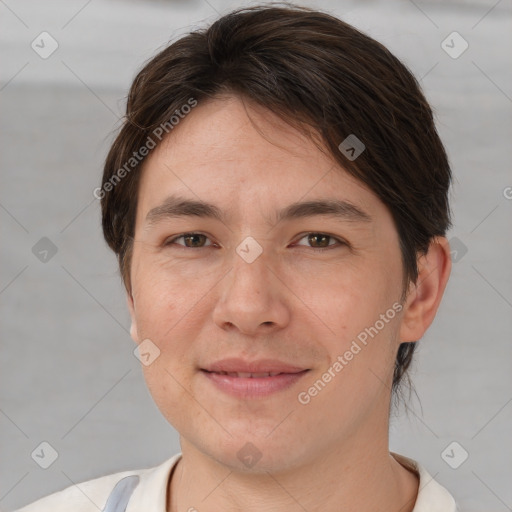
left=201, top=370, right=309, bottom=398
left=200, top=358, right=310, bottom=398
left=202, top=358, right=308, bottom=374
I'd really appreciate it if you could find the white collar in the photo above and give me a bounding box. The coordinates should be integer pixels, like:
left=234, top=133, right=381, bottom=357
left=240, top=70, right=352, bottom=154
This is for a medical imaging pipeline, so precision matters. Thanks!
left=126, top=452, right=457, bottom=512
left=391, top=452, right=458, bottom=511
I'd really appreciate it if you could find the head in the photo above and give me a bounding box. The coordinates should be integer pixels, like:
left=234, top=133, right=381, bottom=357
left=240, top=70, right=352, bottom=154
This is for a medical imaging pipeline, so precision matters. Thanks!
left=99, top=5, right=452, bottom=469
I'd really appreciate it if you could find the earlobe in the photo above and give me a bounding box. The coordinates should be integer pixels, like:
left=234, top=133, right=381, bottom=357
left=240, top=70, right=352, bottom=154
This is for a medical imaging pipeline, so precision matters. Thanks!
left=126, top=291, right=140, bottom=344
left=399, top=237, right=452, bottom=343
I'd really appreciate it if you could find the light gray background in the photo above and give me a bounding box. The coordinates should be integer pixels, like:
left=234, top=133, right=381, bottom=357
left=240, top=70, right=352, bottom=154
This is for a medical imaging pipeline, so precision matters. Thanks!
left=1, top=0, right=511, bottom=511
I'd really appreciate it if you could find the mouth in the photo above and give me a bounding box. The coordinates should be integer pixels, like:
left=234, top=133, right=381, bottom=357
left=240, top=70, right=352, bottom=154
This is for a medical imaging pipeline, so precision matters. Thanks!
left=202, top=370, right=296, bottom=378
left=201, top=357, right=308, bottom=375
left=199, top=361, right=310, bottom=398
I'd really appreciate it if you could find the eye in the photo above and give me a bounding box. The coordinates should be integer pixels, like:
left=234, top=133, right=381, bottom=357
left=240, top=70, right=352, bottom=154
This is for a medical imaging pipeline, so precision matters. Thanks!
left=165, top=233, right=215, bottom=248
left=293, top=232, right=346, bottom=251
left=164, top=232, right=346, bottom=251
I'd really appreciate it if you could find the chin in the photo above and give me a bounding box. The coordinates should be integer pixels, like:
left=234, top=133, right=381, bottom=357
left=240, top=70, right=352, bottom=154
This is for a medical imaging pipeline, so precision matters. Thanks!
left=199, top=434, right=311, bottom=474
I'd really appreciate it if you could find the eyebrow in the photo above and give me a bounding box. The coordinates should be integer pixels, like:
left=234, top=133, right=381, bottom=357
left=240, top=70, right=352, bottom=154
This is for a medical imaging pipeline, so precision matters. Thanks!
left=145, top=194, right=372, bottom=228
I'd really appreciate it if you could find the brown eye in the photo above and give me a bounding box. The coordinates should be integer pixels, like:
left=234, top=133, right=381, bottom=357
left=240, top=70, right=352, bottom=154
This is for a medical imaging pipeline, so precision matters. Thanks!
left=307, top=233, right=331, bottom=248
left=294, top=233, right=345, bottom=251
left=166, top=233, right=213, bottom=248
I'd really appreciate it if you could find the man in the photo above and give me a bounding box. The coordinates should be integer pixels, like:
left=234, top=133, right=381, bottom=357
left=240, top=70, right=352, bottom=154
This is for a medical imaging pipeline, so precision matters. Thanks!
left=17, top=4, right=456, bottom=511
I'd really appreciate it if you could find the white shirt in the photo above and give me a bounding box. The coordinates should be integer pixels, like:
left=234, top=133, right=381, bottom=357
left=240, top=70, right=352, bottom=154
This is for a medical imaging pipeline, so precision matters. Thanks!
left=14, top=452, right=457, bottom=511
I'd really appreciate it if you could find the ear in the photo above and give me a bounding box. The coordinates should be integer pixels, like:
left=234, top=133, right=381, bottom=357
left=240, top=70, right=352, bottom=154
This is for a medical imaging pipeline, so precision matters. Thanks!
left=126, top=290, right=140, bottom=344
left=399, top=236, right=452, bottom=342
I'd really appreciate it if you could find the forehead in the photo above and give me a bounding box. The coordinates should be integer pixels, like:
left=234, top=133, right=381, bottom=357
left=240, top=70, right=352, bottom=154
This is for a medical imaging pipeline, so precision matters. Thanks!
left=147, top=96, right=330, bottom=171
left=136, top=95, right=383, bottom=224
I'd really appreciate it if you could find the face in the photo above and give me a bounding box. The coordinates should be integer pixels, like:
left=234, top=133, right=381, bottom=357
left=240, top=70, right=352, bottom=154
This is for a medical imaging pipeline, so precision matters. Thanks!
left=128, top=95, right=407, bottom=472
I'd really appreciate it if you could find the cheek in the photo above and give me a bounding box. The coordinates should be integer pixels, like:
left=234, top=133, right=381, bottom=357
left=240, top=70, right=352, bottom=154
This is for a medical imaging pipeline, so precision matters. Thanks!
left=131, top=255, right=209, bottom=336
left=133, top=274, right=200, bottom=422
left=311, top=258, right=402, bottom=378
left=141, top=362, right=193, bottom=434
left=300, top=259, right=386, bottom=339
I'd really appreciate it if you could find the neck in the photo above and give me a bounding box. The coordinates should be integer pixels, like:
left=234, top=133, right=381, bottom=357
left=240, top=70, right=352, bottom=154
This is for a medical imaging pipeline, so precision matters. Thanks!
left=167, top=428, right=418, bottom=512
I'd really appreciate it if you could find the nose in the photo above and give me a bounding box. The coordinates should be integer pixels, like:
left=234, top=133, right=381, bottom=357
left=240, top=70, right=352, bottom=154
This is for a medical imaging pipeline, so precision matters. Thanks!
left=212, top=243, right=291, bottom=336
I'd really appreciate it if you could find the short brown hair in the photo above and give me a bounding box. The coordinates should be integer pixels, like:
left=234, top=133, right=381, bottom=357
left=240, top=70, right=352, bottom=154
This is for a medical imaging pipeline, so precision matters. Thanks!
left=100, top=4, right=452, bottom=392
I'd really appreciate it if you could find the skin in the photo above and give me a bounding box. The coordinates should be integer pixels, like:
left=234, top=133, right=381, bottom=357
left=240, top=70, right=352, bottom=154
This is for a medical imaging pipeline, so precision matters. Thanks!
left=127, top=95, right=452, bottom=512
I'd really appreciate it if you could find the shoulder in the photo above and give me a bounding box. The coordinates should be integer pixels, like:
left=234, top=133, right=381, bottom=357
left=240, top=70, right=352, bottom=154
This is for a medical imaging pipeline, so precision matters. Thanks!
left=13, top=453, right=182, bottom=512
left=391, top=452, right=458, bottom=512
left=14, top=470, right=138, bottom=512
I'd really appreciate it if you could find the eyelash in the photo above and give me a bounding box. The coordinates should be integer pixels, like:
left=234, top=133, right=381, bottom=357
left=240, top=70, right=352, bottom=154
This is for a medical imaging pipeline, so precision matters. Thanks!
left=164, top=232, right=347, bottom=252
